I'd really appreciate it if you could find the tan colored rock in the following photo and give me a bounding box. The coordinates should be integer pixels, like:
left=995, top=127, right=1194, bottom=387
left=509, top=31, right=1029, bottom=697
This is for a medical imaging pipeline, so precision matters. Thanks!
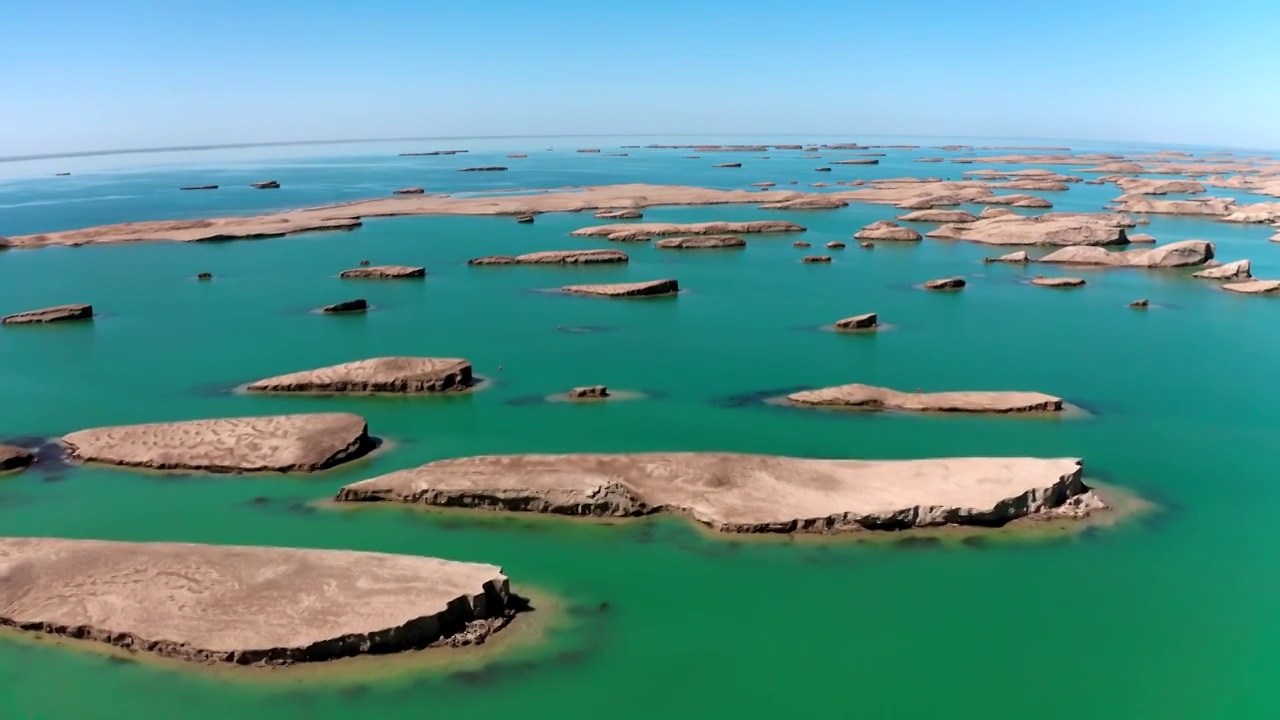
left=1128, top=233, right=1156, bottom=243
left=516, top=214, right=535, bottom=223
left=924, top=277, right=966, bottom=290
left=2, top=304, right=94, bottom=325
left=1223, top=280, right=1280, bottom=295
left=654, top=235, right=745, bottom=249
left=335, top=453, right=1102, bottom=533
left=831, top=159, right=879, bottom=165
left=1193, top=259, right=1252, bottom=280
left=834, top=313, right=877, bottom=330
left=1037, top=240, right=1214, bottom=268
left=1085, top=162, right=1146, bottom=173
left=896, top=209, right=978, bottom=223
left=468, top=249, right=627, bottom=265
left=827, top=241, right=846, bottom=249
left=860, top=241, right=874, bottom=248
left=787, top=383, right=1062, bottom=412
left=562, top=279, right=679, bottom=297
left=0, top=538, right=515, bottom=666
left=1119, top=197, right=1236, bottom=216
left=62, top=413, right=375, bottom=472
left=752, top=182, right=776, bottom=188
left=339, top=265, right=425, bottom=279
left=594, top=209, right=643, bottom=219
left=0, top=445, right=34, bottom=472
left=508, top=153, right=528, bottom=158
left=979, top=207, right=1017, bottom=219
left=758, top=196, right=849, bottom=210
left=926, top=213, right=1133, bottom=246
left=979, top=194, right=1053, bottom=208
left=1031, top=277, right=1086, bottom=288
left=984, top=251, right=1030, bottom=263
left=246, top=357, right=473, bottom=394
left=571, top=220, right=804, bottom=242
left=855, top=221, right=922, bottom=242
left=1220, top=202, right=1280, bottom=223
left=1114, top=178, right=1206, bottom=195
left=803, top=255, right=832, bottom=263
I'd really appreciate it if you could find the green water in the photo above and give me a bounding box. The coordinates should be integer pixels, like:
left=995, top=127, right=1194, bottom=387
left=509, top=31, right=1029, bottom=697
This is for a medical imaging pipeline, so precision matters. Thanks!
left=3, top=143, right=1280, bottom=718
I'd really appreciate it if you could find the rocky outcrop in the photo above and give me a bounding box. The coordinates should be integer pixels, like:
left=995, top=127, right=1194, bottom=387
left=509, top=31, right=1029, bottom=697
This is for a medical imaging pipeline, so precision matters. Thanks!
left=1129, top=299, right=1150, bottom=308
left=1128, top=233, right=1156, bottom=243
left=803, top=255, right=832, bottom=263
left=180, top=185, right=218, bottom=190
left=1032, top=277, right=1086, bottom=288
left=1085, top=162, right=1145, bottom=174
left=62, top=413, right=375, bottom=472
left=827, top=241, right=846, bottom=249
left=1119, top=197, right=1235, bottom=216
left=896, top=210, right=978, bottom=223
left=562, top=279, right=679, bottom=297
left=1037, top=240, right=1214, bottom=268
left=250, top=181, right=280, bottom=189
left=1113, top=178, right=1206, bottom=195
left=924, top=277, right=966, bottom=290
left=567, top=386, right=610, bottom=399
left=978, top=194, right=1053, bottom=208
left=860, top=241, right=874, bottom=248
left=247, top=357, right=473, bottom=394
left=2, top=304, right=93, bottom=325
left=978, top=207, right=1016, bottom=219
left=1193, top=259, right=1251, bottom=280
left=787, top=383, right=1063, bottom=413
left=468, top=249, right=628, bottom=265
left=0, top=538, right=517, bottom=666
left=322, top=299, right=368, bottom=313
left=334, top=453, right=1104, bottom=534
left=508, top=153, right=528, bottom=158
left=457, top=167, right=508, bottom=172
left=1223, top=280, right=1280, bottom=295
left=339, top=265, right=426, bottom=279
left=713, top=163, right=742, bottom=168
left=0, top=445, right=34, bottom=472
left=854, top=221, right=922, bottom=242
left=831, top=159, right=879, bottom=165
left=394, top=187, right=425, bottom=194
left=571, top=221, right=804, bottom=242
left=197, top=272, right=213, bottom=280
left=926, top=213, right=1132, bottom=246
left=516, top=214, right=535, bottom=223
left=984, top=251, right=1030, bottom=263
left=757, top=196, right=849, bottom=210
left=834, top=313, right=877, bottom=330
left=654, top=235, right=745, bottom=249
left=594, top=209, right=643, bottom=219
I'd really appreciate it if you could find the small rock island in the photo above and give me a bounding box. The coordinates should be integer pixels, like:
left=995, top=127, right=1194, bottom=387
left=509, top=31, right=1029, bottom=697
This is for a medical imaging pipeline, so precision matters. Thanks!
left=246, top=357, right=474, bottom=394
left=2, top=304, right=94, bottom=325
left=339, top=265, right=426, bottom=279
left=0, top=538, right=518, bottom=666
left=562, top=279, right=679, bottom=297
left=786, top=383, right=1064, bottom=413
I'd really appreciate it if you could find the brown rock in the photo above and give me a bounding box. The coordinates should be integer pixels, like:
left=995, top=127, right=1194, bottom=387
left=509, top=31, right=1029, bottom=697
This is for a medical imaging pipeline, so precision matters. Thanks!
left=0, top=445, right=34, bottom=472
left=247, top=357, right=473, bottom=394
left=250, top=181, right=280, bottom=189
left=180, top=185, right=218, bottom=191
left=896, top=210, right=978, bottom=223
left=572, top=221, right=804, bottom=242
left=758, top=196, right=849, bottom=210
left=322, top=299, right=368, bottom=313
left=926, top=213, right=1132, bottom=246
left=62, top=413, right=375, bottom=473
left=1128, top=233, right=1156, bottom=243
left=654, top=235, right=745, bottom=249
left=393, top=187, right=426, bottom=195
left=803, top=255, right=832, bottom=263
left=793, top=241, right=812, bottom=248
left=339, top=265, right=425, bottom=279
left=359, top=259, right=371, bottom=265
left=814, top=167, right=832, bottom=172
left=594, top=209, right=643, bottom=219
left=197, top=272, right=213, bottom=280
left=854, top=221, right=922, bottom=242
left=1223, top=280, right=1280, bottom=295
left=830, top=159, right=880, bottom=165
left=827, top=241, right=846, bottom=249
left=516, top=214, right=535, bottom=223
left=713, top=163, right=742, bottom=168
left=1031, top=277, right=1087, bottom=288
left=468, top=249, right=628, bottom=265
left=924, top=277, right=966, bottom=290
left=1037, top=240, right=1214, bottom=268
left=1193, top=259, right=1252, bottom=280
left=984, top=251, right=1031, bottom=263
left=457, top=166, right=508, bottom=172
left=562, top=279, right=679, bottom=297
left=567, top=386, right=610, bottom=399
left=787, top=383, right=1062, bottom=413
left=978, top=207, right=1017, bottom=219
left=1129, top=299, right=1150, bottom=308
left=834, top=313, right=877, bottom=330
left=2, top=304, right=94, bottom=325
left=860, top=241, right=875, bottom=248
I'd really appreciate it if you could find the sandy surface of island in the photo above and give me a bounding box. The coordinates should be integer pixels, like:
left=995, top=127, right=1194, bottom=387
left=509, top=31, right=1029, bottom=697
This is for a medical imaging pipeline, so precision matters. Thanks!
left=2, top=304, right=94, bottom=325
left=334, top=453, right=1104, bottom=533
left=468, top=249, right=627, bottom=265
left=927, top=213, right=1134, bottom=246
left=1037, top=240, right=1214, bottom=268
left=570, top=220, right=803, bottom=242
left=246, top=358, right=473, bottom=394
left=786, top=383, right=1063, bottom=413
left=562, top=279, right=679, bottom=297
left=62, top=413, right=374, bottom=472
left=0, top=538, right=514, bottom=666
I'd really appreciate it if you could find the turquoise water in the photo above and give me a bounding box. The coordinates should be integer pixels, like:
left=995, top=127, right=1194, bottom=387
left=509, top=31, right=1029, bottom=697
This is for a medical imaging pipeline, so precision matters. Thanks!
left=2, top=137, right=1279, bottom=718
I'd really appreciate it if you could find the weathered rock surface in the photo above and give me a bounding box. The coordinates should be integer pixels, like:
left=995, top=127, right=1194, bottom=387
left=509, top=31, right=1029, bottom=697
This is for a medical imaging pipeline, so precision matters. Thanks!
left=757, top=196, right=849, bottom=210
left=787, top=383, right=1063, bottom=413
left=334, top=453, right=1102, bottom=533
left=1032, top=277, right=1087, bottom=288
left=571, top=221, right=804, bottom=242
left=896, top=210, right=978, bottom=223
left=1127, top=233, right=1156, bottom=243
left=1119, top=197, right=1236, bottom=216
left=246, top=358, right=473, bottom=394
left=0, top=538, right=516, bottom=666
left=1193, top=259, right=1252, bottom=280
left=654, top=235, right=745, bottom=249
left=562, top=279, right=679, bottom=297
left=834, top=313, right=878, bottom=330
left=0, top=445, right=34, bottom=472
left=322, top=299, right=368, bottom=313
left=567, top=386, right=610, bottom=399
left=793, top=241, right=811, bottom=248
left=250, top=181, right=280, bottom=189
left=827, top=241, right=846, bottom=249
left=2, top=304, right=94, bottom=325
left=831, top=159, right=880, bottom=165
left=180, top=185, right=218, bottom=191
left=457, top=166, right=508, bottom=172
left=339, top=265, right=426, bottom=279
left=516, top=214, right=535, bottom=224
left=803, top=255, right=832, bottom=263
left=927, top=213, right=1133, bottom=246
left=468, top=250, right=628, bottom=265
left=924, top=277, right=966, bottom=290
left=978, top=207, right=1017, bottom=219
left=1114, top=178, right=1206, bottom=195
left=393, top=187, right=425, bottom=194
left=1223, top=280, right=1280, bottom=295
left=197, top=272, right=213, bottom=280
left=979, top=194, right=1053, bottom=208
left=1129, top=299, right=1150, bottom=308
left=593, top=209, right=643, bottom=219
left=1037, top=240, right=1214, bottom=268
left=713, top=163, right=742, bottom=168
left=62, top=413, right=375, bottom=473
left=854, top=221, right=922, bottom=241
left=984, top=251, right=1030, bottom=263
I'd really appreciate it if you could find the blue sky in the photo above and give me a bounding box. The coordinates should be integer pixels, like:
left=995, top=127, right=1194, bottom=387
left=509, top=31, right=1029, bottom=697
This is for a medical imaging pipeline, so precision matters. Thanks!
left=4, top=0, right=1278, bottom=154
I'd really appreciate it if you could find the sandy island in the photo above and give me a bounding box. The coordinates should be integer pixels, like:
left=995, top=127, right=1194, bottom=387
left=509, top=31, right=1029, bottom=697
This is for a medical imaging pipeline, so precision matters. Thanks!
left=333, top=453, right=1105, bottom=534
left=62, top=413, right=375, bottom=472
left=0, top=538, right=516, bottom=667
left=245, top=357, right=474, bottom=394
left=784, top=384, right=1064, bottom=413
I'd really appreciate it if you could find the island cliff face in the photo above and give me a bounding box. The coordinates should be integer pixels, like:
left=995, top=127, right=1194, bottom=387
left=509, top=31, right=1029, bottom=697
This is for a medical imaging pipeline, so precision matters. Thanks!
left=334, top=453, right=1104, bottom=533
left=0, top=538, right=516, bottom=667
left=246, top=358, right=474, bottom=394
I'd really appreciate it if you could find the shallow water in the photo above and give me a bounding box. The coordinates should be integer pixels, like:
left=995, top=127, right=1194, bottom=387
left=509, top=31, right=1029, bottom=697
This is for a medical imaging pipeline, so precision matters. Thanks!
left=2, top=137, right=1279, bottom=718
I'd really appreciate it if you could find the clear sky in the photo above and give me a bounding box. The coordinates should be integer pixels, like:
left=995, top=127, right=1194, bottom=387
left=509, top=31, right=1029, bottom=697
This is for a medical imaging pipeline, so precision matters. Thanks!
left=4, top=0, right=1278, bottom=155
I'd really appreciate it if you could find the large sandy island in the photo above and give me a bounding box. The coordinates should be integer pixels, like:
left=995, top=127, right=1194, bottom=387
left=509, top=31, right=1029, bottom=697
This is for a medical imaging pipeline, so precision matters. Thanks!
left=0, top=538, right=515, bottom=666
left=785, top=384, right=1064, bottom=413
left=334, top=453, right=1104, bottom=533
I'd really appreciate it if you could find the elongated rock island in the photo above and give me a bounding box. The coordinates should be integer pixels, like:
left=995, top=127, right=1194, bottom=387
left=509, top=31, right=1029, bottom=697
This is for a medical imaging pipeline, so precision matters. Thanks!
left=468, top=249, right=627, bottom=265
left=571, top=220, right=803, bottom=242
left=2, top=304, right=93, bottom=325
left=654, top=235, right=745, bottom=249
left=62, top=413, right=375, bottom=472
left=786, top=383, right=1063, bottom=413
left=246, top=357, right=473, bottom=394
left=334, top=453, right=1104, bottom=533
left=339, top=265, right=425, bottom=279
left=0, top=538, right=516, bottom=666
left=562, top=279, right=679, bottom=297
